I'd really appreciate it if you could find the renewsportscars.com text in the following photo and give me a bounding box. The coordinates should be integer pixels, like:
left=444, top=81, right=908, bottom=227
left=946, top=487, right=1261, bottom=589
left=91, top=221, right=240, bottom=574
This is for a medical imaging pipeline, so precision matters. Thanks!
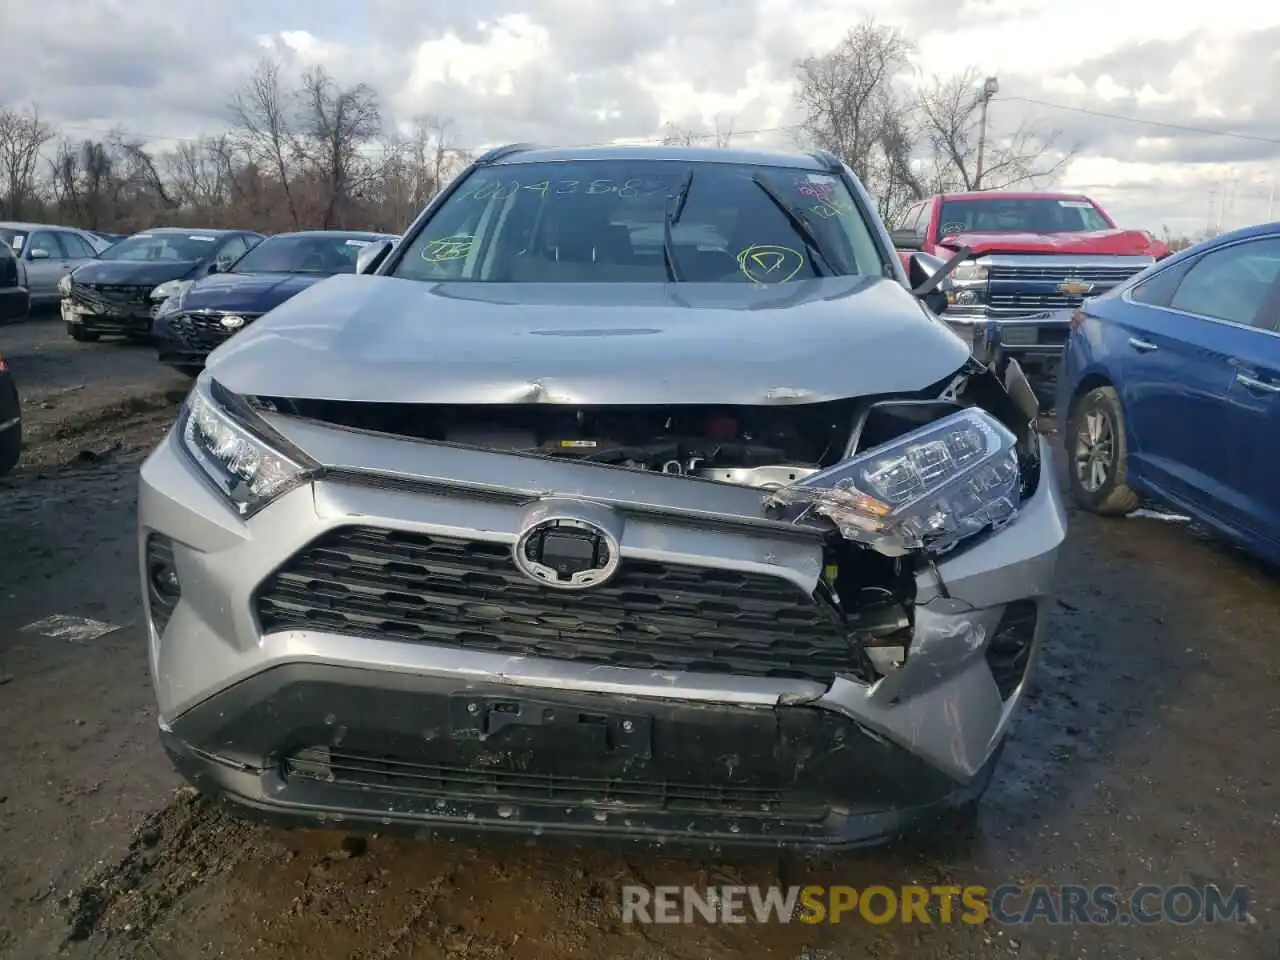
left=621, top=884, right=1251, bottom=926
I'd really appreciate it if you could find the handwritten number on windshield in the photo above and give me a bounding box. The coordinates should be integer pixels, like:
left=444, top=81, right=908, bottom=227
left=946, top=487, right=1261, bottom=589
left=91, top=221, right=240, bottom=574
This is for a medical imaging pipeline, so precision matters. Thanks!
left=462, top=178, right=668, bottom=201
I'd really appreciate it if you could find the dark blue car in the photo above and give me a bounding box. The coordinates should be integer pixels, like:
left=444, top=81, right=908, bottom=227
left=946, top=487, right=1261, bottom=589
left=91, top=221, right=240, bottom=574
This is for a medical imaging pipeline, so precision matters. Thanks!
left=1057, top=222, right=1280, bottom=563
left=152, top=229, right=397, bottom=374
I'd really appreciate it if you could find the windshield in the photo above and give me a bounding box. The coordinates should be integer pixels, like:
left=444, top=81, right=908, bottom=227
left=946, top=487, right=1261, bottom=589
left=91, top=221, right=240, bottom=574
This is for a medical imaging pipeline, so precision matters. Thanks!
left=937, top=198, right=1111, bottom=236
left=0, top=228, right=27, bottom=252
left=98, top=233, right=221, bottom=262
left=230, top=234, right=378, bottom=275
left=390, top=159, right=885, bottom=283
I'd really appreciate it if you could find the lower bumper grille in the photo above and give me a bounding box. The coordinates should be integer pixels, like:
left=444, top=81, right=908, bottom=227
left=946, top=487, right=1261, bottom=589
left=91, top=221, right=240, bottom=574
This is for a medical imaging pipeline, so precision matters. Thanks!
left=285, top=745, right=823, bottom=818
left=254, top=525, right=853, bottom=683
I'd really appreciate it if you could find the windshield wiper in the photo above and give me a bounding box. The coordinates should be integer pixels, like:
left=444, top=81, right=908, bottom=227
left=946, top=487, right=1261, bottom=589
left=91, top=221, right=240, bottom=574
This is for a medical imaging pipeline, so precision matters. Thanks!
left=662, top=170, right=695, bottom=282
left=750, top=175, right=836, bottom=277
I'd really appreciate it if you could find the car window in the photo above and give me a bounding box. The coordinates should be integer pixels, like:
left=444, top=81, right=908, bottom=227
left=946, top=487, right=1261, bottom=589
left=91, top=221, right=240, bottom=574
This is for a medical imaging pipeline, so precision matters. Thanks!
left=1129, top=257, right=1198, bottom=308
left=910, top=201, right=930, bottom=234
left=1166, top=236, right=1280, bottom=327
left=899, top=203, right=921, bottom=231
left=99, top=233, right=222, bottom=262
left=937, top=197, right=1110, bottom=234
left=217, top=236, right=250, bottom=265
left=0, top=228, right=28, bottom=252
left=230, top=234, right=383, bottom=275
left=390, top=159, right=886, bottom=284
left=27, top=231, right=61, bottom=258
left=58, top=232, right=97, bottom=259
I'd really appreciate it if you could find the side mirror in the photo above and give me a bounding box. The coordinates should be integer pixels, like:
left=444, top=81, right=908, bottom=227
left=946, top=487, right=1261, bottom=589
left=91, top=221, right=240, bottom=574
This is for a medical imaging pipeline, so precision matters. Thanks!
left=908, top=248, right=970, bottom=315
left=28, top=248, right=50, bottom=260
left=356, top=239, right=394, bottom=275
left=890, top=228, right=925, bottom=251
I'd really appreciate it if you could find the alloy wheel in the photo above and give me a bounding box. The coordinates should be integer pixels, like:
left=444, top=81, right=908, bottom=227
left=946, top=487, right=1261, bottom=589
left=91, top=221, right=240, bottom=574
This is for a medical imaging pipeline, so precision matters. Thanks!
left=1074, top=409, right=1115, bottom=493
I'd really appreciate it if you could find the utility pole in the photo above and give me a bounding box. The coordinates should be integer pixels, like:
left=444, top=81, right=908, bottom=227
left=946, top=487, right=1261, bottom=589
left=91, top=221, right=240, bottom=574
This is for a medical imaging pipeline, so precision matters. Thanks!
left=974, top=76, right=999, bottom=191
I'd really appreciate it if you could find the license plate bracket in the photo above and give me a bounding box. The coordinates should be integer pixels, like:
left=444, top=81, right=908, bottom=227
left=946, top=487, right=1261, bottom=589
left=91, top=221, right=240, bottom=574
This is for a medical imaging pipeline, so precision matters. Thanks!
left=448, top=695, right=653, bottom=761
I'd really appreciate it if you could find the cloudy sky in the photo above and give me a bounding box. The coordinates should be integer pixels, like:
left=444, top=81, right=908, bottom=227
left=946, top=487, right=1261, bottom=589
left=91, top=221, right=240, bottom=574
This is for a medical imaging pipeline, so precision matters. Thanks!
left=8, top=0, right=1280, bottom=236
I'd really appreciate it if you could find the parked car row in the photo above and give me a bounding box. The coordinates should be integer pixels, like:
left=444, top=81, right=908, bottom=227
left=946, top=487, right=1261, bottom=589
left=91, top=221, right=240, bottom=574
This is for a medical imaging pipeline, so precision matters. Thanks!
left=56, top=227, right=397, bottom=372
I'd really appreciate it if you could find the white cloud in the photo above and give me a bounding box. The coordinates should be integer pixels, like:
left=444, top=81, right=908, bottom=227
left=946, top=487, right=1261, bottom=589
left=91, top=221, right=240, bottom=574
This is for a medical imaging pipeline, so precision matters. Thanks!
left=4, top=0, right=1279, bottom=234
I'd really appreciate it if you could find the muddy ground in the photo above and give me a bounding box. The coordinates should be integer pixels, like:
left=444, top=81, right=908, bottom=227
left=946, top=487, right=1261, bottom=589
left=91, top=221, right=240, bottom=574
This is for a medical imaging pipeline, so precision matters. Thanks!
left=0, top=316, right=1276, bottom=959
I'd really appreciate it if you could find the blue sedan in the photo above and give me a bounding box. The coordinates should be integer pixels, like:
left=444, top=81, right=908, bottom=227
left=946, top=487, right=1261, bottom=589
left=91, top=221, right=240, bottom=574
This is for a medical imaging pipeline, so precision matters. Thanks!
left=1056, top=222, right=1280, bottom=563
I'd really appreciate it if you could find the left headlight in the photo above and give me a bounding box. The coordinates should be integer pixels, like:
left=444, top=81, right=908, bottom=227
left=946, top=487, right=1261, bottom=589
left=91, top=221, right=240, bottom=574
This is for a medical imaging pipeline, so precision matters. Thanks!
left=179, top=381, right=315, bottom=517
left=951, top=261, right=988, bottom=285
left=151, top=279, right=193, bottom=303
left=768, top=408, right=1020, bottom=556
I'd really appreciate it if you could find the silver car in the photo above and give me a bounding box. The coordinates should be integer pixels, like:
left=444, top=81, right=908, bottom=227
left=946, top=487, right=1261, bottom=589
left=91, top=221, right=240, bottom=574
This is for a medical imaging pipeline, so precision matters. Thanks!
left=0, top=222, right=106, bottom=309
left=139, top=145, right=1066, bottom=849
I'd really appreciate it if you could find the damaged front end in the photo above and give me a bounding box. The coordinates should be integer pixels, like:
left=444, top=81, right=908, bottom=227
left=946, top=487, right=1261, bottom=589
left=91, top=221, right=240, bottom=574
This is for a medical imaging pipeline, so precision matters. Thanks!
left=145, top=354, right=1064, bottom=849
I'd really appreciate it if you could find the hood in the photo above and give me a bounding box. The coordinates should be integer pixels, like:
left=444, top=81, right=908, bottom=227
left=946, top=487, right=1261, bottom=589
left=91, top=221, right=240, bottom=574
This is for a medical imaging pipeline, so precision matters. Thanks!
left=71, top=259, right=200, bottom=286
left=938, top=228, right=1161, bottom=258
left=179, top=271, right=329, bottom=314
left=206, top=274, right=971, bottom=406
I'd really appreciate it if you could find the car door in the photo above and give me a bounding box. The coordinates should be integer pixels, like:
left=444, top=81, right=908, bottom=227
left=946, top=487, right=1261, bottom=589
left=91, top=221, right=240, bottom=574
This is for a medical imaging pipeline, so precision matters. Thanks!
left=1219, top=268, right=1280, bottom=552
left=23, top=230, right=69, bottom=301
left=1119, top=234, right=1280, bottom=531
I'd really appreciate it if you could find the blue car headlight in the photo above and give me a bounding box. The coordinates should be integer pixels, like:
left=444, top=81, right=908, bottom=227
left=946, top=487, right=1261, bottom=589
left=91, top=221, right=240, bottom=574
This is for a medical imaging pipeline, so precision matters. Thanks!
left=178, top=379, right=316, bottom=517
left=768, top=408, right=1021, bottom=556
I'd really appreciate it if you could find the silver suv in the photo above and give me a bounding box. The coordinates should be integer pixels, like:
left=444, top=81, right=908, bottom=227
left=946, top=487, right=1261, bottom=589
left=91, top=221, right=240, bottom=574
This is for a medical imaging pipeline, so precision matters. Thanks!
left=139, top=144, right=1066, bottom=849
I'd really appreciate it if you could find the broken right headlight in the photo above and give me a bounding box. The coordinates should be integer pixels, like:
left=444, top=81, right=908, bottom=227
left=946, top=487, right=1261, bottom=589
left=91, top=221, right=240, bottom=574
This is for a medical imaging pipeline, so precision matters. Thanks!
left=768, top=408, right=1020, bottom=556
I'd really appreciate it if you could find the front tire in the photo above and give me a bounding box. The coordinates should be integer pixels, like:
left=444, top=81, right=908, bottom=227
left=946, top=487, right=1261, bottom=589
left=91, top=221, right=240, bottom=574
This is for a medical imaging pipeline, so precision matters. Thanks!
left=1066, top=385, right=1140, bottom=515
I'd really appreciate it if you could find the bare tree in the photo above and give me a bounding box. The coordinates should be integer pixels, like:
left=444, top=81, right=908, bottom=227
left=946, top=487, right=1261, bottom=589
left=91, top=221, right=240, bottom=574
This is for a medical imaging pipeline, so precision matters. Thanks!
left=915, top=68, right=1076, bottom=191
left=377, top=115, right=469, bottom=228
left=660, top=115, right=735, bottom=148
left=166, top=135, right=236, bottom=209
left=0, top=104, right=55, bottom=219
left=48, top=138, right=117, bottom=228
left=230, top=57, right=302, bottom=228
left=794, top=20, right=913, bottom=185
left=295, top=65, right=383, bottom=228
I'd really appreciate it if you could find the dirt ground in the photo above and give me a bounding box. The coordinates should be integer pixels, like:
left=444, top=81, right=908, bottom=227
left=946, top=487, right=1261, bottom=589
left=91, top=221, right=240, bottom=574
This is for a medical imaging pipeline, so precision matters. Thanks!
left=0, top=317, right=1276, bottom=959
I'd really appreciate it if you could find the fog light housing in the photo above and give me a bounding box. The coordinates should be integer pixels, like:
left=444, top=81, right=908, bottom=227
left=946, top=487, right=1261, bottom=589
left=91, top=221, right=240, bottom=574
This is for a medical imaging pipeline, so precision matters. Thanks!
left=985, top=599, right=1038, bottom=699
left=145, top=533, right=181, bottom=636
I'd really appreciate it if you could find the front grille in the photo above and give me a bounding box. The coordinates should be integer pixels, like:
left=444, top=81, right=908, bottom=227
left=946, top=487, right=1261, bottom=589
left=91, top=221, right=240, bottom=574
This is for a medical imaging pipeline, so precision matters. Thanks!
left=986, top=264, right=1145, bottom=284
left=166, top=312, right=258, bottom=352
left=254, top=526, right=854, bottom=683
left=70, top=282, right=152, bottom=314
left=989, top=292, right=1083, bottom=311
left=284, top=746, right=825, bottom=818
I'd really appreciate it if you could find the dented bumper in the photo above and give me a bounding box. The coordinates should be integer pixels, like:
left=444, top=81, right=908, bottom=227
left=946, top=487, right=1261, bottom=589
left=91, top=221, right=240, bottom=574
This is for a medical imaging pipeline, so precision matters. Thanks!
left=139, top=410, right=1066, bottom=847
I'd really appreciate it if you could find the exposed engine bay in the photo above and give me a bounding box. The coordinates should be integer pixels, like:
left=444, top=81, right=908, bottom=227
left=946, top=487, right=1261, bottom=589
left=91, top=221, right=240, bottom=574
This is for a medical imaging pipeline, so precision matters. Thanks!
left=257, top=360, right=1037, bottom=495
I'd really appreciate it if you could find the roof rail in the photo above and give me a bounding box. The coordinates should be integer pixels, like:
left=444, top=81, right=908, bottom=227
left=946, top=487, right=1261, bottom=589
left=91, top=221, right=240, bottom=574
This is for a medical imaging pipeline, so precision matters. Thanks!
left=474, top=143, right=540, bottom=165
left=811, top=150, right=844, bottom=173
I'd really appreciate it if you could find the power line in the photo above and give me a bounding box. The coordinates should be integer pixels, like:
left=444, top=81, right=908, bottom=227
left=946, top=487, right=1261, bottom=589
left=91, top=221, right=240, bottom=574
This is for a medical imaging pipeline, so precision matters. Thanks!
left=49, top=119, right=807, bottom=154
left=998, top=95, right=1280, bottom=147
left=49, top=93, right=1280, bottom=156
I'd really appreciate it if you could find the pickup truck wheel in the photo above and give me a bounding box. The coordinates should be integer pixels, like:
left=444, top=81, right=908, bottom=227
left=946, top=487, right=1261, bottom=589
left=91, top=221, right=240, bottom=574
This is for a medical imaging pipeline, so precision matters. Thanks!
left=68, top=326, right=99, bottom=343
left=1067, top=386, right=1140, bottom=515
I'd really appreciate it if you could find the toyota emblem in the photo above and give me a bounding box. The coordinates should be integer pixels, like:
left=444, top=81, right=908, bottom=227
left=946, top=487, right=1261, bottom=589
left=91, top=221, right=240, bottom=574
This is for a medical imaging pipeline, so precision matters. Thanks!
left=513, top=516, right=620, bottom=590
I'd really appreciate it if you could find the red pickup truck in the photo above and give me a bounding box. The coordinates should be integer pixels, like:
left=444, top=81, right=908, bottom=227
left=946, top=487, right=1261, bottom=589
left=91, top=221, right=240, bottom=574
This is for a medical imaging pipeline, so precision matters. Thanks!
left=891, top=191, right=1169, bottom=407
